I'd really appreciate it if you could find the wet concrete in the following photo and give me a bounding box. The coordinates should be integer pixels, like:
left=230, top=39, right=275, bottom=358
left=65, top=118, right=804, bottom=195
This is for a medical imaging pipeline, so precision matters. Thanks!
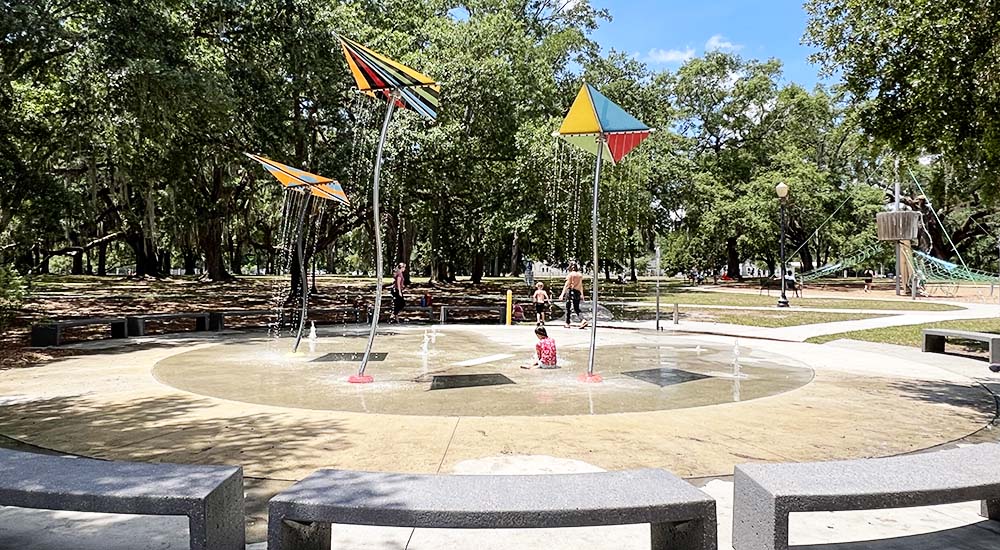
left=151, top=328, right=814, bottom=416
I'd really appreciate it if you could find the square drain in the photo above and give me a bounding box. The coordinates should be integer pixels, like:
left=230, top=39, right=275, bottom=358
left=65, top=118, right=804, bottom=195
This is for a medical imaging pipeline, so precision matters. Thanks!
left=430, top=373, right=514, bottom=390
left=312, top=352, right=387, bottom=362
left=623, top=368, right=709, bottom=387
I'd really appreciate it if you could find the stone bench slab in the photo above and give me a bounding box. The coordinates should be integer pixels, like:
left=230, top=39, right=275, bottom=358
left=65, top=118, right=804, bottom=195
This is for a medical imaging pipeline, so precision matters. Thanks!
left=30, top=318, right=127, bottom=346
left=733, top=444, right=1000, bottom=550
left=269, top=468, right=715, bottom=550
left=922, top=329, right=1000, bottom=364
left=0, top=448, right=244, bottom=550
left=127, top=313, right=209, bottom=336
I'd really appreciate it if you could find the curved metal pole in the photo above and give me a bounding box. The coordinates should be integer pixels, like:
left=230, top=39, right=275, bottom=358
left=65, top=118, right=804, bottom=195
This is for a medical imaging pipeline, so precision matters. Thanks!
left=357, top=92, right=399, bottom=380
left=292, top=193, right=313, bottom=352
left=586, top=136, right=605, bottom=378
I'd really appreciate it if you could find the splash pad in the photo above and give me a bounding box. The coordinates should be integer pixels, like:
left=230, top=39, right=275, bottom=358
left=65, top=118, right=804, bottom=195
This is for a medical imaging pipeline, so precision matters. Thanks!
left=151, top=326, right=812, bottom=416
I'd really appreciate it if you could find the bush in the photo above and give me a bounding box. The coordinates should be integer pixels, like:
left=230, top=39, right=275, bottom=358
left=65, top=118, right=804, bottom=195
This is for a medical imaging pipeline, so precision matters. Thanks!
left=0, top=267, right=27, bottom=329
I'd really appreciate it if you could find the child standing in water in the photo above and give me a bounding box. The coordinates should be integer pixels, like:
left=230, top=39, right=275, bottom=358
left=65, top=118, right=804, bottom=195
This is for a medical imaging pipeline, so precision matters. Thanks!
left=532, top=282, right=550, bottom=325
left=522, top=326, right=558, bottom=369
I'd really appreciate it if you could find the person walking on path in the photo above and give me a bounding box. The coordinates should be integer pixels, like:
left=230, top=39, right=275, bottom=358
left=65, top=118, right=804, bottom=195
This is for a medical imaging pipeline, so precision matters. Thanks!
left=390, top=262, right=407, bottom=323
left=863, top=268, right=874, bottom=293
left=559, top=263, right=588, bottom=329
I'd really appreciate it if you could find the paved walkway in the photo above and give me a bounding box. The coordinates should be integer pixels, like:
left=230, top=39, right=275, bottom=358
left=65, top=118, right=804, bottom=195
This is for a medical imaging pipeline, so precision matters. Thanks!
left=608, top=295, right=1000, bottom=342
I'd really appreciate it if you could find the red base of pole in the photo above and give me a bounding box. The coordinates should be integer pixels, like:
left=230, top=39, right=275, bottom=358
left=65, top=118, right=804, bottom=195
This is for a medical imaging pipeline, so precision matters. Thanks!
left=578, top=373, right=603, bottom=383
left=348, top=374, right=374, bottom=384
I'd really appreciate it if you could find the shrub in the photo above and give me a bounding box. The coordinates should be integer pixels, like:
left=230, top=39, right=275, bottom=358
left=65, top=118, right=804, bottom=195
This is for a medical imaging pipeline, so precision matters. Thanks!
left=0, top=267, right=27, bottom=329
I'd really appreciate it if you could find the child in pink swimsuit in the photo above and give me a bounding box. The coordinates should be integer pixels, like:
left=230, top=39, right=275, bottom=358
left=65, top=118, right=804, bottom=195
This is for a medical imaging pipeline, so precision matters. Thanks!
left=522, top=326, right=558, bottom=369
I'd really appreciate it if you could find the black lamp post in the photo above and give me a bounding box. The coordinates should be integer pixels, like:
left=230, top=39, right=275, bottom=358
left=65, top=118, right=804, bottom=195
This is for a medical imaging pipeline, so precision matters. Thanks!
left=776, top=182, right=790, bottom=308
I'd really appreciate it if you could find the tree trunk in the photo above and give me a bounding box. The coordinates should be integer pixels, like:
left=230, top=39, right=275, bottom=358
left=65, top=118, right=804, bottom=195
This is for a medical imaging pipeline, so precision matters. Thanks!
left=69, top=231, right=84, bottom=275
left=97, top=241, right=107, bottom=276
left=183, top=250, right=197, bottom=275
left=726, top=237, right=740, bottom=278
left=629, top=252, right=637, bottom=282
left=128, top=234, right=161, bottom=277
left=200, top=217, right=227, bottom=281
left=509, top=233, right=521, bottom=276
left=798, top=241, right=815, bottom=272
left=471, top=251, right=484, bottom=284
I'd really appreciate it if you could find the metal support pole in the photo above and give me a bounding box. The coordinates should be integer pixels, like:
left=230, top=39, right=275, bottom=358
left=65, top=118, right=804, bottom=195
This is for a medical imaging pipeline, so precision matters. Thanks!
left=894, top=158, right=902, bottom=296
left=673, top=303, right=679, bottom=325
left=291, top=193, right=312, bottom=353
left=355, top=92, right=399, bottom=382
left=585, top=136, right=605, bottom=381
left=778, top=200, right=789, bottom=308
left=655, top=245, right=661, bottom=331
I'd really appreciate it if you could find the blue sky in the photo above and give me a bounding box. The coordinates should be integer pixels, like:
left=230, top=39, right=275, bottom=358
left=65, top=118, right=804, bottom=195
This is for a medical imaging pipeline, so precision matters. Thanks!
left=588, top=0, right=828, bottom=88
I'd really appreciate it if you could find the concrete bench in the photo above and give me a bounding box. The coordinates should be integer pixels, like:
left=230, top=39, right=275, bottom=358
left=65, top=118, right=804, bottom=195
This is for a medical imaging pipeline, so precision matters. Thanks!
left=733, top=443, right=1000, bottom=550
left=268, top=468, right=716, bottom=550
left=923, top=328, right=1000, bottom=367
left=438, top=305, right=505, bottom=324
left=365, top=299, right=434, bottom=323
left=30, top=317, right=127, bottom=346
left=0, top=448, right=244, bottom=550
left=209, top=310, right=276, bottom=331
left=126, top=312, right=210, bottom=336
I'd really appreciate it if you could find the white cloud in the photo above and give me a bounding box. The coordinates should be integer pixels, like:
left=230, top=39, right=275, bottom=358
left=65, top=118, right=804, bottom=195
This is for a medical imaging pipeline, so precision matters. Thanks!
left=705, top=34, right=742, bottom=52
left=646, top=47, right=696, bottom=64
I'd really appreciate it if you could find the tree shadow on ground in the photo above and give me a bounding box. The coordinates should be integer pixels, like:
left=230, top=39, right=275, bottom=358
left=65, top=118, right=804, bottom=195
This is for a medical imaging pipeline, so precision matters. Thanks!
left=797, top=519, right=1000, bottom=550
left=885, top=378, right=998, bottom=424
left=0, top=392, right=366, bottom=542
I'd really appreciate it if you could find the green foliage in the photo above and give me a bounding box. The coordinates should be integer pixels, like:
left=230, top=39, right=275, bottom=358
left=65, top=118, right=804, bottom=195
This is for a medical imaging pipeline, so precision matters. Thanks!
left=0, top=267, right=27, bottom=328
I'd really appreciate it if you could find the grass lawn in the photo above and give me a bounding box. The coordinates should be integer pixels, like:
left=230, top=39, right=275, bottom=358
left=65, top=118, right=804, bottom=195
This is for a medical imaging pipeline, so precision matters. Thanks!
left=806, top=318, right=1000, bottom=346
left=632, top=291, right=961, bottom=311
left=605, top=304, right=888, bottom=328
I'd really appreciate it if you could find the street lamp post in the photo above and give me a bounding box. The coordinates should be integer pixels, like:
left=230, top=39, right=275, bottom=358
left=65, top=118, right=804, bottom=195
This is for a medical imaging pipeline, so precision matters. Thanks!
left=776, top=182, right=790, bottom=308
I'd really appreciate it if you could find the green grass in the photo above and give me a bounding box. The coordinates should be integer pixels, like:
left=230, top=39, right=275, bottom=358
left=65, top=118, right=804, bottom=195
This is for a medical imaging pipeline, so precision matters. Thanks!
left=806, top=318, right=1000, bottom=346
left=605, top=304, right=888, bottom=328
left=631, top=291, right=961, bottom=311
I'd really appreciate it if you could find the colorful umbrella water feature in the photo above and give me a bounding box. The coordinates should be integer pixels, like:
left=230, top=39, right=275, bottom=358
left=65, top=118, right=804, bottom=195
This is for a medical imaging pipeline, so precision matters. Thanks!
left=556, top=83, right=652, bottom=382
left=337, top=35, right=440, bottom=383
left=244, top=153, right=350, bottom=353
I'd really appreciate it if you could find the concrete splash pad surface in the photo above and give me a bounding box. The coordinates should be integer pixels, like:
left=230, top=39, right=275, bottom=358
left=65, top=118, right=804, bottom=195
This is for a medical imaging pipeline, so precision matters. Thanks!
left=0, top=325, right=994, bottom=481
left=150, top=328, right=813, bottom=415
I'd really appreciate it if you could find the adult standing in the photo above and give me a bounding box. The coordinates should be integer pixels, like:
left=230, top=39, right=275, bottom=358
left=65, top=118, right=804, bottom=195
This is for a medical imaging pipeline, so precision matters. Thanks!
left=390, top=262, right=407, bottom=323
left=863, top=268, right=874, bottom=293
left=559, top=262, right=587, bottom=328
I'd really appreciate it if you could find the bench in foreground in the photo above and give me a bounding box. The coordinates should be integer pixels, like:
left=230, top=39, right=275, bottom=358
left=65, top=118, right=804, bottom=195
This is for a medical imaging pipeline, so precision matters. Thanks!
left=733, top=443, right=1000, bottom=550
left=269, top=468, right=716, bottom=550
left=922, top=328, right=1000, bottom=367
left=30, top=317, right=127, bottom=346
left=0, top=448, right=245, bottom=550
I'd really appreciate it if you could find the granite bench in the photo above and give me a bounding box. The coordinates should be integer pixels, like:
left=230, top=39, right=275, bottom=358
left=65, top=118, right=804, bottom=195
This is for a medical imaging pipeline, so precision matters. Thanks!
left=922, top=328, right=1000, bottom=369
left=126, top=312, right=210, bottom=336
left=0, top=448, right=245, bottom=550
left=30, top=317, right=128, bottom=346
left=209, top=310, right=276, bottom=331
left=733, top=443, right=1000, bottom=550
left=438, top=305, right=505, bottom=324
left=268, top=468, right=716, bottom=550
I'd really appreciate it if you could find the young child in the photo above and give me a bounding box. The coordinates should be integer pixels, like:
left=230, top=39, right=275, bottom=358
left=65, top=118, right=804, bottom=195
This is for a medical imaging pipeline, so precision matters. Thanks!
left=532, top=281, right=550, bottom=325
left=521, top=326, right=558, bottom=369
